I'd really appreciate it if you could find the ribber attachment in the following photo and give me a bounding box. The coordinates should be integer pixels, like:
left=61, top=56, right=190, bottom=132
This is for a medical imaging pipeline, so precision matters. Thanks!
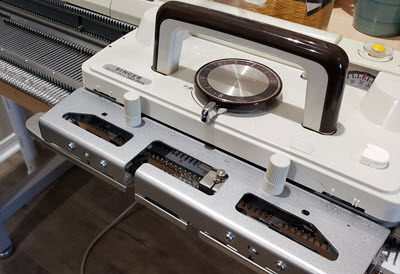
left=263, top=154, right=291, bottom=196
left=124, top=91, right=142, bottom=127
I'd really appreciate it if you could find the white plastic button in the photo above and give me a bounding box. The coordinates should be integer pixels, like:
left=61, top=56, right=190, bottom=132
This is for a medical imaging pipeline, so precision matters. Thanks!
left=360, top=144, right=389, bottom=169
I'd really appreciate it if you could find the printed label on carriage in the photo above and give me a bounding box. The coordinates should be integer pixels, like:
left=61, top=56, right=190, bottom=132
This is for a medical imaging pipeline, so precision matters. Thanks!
left=103, top=64, right=151, bottom=85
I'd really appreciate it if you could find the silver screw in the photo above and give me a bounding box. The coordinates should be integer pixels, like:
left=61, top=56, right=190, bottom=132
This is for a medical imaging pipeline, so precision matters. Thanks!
left=84, top=152, right=90, bottom=158
left=248, top=246, right=258, bottom=255
left=68, top=142, right=75, bottom=151
left=99, top=160, right=107, bottom=168
left=275, top=261, right=286, bottom=271
left=225, top=232, right=235, bottom=242
left=216, top=169, right=227, bottom=179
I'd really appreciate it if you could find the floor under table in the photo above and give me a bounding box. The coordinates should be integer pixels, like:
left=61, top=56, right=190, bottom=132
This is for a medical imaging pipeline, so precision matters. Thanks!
left=0, top=150, right=254, bottom=274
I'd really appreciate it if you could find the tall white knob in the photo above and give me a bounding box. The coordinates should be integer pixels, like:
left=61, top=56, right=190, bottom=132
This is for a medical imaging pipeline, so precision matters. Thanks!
left=263, top=154, right=291, bottom=196
left=124, top=91, right=141, bottom=127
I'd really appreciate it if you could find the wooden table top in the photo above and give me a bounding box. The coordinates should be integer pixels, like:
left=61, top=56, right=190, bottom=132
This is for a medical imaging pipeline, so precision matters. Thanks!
left=0, top=82, right=51, bottom=113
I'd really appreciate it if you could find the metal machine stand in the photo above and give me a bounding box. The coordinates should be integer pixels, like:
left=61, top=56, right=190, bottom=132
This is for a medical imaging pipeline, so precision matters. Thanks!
left=0, top=98, right=72, bottom=258
left=2, top=97, right=39, bottom=173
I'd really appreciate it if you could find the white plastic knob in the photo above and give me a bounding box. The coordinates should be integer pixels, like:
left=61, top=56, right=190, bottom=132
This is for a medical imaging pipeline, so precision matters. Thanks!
left=135, top=7, right=158, bottom=47
left=360, top=144, right=389, bottom=169
left=263, top=154, right=291, bottom=196
left=124, top=91, right=141, bottom=127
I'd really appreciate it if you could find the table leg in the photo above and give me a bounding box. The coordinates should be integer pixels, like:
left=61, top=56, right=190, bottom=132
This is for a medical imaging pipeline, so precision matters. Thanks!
left=0, top=155, right=72, bottom=258
left=0, top=223, right=13, bottom=259
left=2, top=96, right=38, bottom=174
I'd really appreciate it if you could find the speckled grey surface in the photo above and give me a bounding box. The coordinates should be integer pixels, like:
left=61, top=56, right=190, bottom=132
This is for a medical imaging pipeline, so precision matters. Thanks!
left=36, top=88, right=390, bottom=274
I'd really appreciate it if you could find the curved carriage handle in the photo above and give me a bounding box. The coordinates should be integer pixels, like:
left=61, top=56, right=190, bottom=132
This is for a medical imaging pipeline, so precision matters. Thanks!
left=152, top=1, right=349, bottom=134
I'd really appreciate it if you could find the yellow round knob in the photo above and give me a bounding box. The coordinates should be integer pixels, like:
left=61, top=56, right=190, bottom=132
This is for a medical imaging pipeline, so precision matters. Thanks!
left=362, top=42, right=393, bottom=60
left=372, top=44, right=386, bottom=52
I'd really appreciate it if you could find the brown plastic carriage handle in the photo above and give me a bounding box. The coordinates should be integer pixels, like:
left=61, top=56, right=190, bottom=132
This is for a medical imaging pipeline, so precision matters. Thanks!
left=152, top=1, right=349, bottom=134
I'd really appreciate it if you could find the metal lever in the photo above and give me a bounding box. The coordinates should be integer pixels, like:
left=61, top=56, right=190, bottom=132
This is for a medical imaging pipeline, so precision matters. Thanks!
left=152, top=1, right=349, bottom=134
left=201, top=102, right=227, bottom=123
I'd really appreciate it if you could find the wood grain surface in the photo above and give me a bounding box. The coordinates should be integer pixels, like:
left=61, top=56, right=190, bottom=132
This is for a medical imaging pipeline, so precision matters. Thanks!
left=0, top=81, right=51, bottom=113
left=214, top=0, right=399, bottom=50
left=214, top=0, right=333, bottom=29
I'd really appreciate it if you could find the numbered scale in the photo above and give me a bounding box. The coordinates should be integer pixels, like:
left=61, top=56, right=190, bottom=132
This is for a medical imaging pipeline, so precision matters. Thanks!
left=346, top=71, right=376, bottom=91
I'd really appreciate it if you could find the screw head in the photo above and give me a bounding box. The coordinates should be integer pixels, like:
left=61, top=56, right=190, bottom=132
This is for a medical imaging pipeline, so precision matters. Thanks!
left=248, top=246, right=258, bottom=255
left=84, top=152, right=90, bottom=158
left=216, top=169, right=227, bottom=178
left=68, top=142, right=75, bottom=151
left=225, top=232, right=235, bottom=242
left=99, top=160, right=107, bottom=168
left=275, top=260, right=286, bottom=271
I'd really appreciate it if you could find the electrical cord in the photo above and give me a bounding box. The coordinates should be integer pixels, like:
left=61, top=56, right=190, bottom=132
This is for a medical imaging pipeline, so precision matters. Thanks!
left=80, top=201, right=139, bottom=274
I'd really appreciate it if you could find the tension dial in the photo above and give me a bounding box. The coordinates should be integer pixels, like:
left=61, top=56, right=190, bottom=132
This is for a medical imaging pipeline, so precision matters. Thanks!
left=195, top=58, right=282, bottom=112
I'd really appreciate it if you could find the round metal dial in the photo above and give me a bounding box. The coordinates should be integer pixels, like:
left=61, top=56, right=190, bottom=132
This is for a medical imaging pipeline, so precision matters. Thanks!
left=195, top=58, right=282, bottom=111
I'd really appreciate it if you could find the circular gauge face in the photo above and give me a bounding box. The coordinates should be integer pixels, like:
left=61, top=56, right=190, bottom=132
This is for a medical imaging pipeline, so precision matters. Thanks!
left=194, top=58, right=282, bottom=111
left=346, top=71, right=376, bottom=91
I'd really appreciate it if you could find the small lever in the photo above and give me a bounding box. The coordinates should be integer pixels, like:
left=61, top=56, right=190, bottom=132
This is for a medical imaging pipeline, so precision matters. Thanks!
left=201, top=102, right=227, bottom=123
